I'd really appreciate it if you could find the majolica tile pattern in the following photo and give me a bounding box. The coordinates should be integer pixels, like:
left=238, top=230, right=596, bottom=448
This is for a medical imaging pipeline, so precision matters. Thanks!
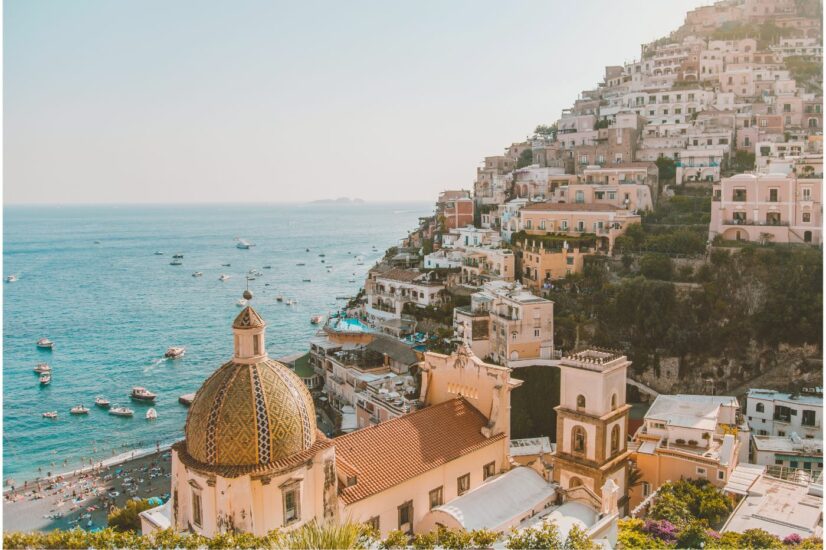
left=185, top=359, right=317, bottom=466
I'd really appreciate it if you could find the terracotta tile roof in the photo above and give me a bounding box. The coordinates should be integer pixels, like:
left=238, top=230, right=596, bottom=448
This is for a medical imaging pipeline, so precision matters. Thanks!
left=173, top=431, right=333, bottom=478
left=334, top=398, right=505, bottom=504
left=521, top=202, right=620, bottom=212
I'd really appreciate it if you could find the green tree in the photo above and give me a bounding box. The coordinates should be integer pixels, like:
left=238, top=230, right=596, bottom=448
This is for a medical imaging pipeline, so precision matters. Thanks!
left=564, top=524, right=599, bottom=550
left=655, top=157, right=676, bottom=183
left=731, top=150, right=755, bottom=173
left=675, top=520, right=710, bottom=549
left=639, top=254, right=673, bottom=281
left=517, top=148, right=534, bottom=168
left=617, top=518, right=670, bottom=550
left=737, top=528, right=784, bottom=549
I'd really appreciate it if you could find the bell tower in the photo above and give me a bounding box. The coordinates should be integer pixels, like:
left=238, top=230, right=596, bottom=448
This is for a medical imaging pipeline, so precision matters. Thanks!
left=553, top=350, right=631, bottom=506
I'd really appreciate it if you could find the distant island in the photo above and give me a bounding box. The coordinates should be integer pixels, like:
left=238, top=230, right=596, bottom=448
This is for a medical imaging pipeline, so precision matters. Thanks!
left=310, top=197, right=365, bottom=204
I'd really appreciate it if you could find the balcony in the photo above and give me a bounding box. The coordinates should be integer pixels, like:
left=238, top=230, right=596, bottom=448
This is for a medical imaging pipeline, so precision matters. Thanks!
left=724, top=219, right=789, bottom=227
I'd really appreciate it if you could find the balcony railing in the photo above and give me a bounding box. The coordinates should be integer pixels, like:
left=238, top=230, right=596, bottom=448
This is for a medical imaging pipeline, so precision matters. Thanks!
left=724, top=219, right=789, bottom=227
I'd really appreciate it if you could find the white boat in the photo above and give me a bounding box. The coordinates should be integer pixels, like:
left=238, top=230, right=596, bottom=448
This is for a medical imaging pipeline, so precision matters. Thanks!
left=219, top=274, right=231, bottom=281
left=348, top=278, right=356, bottom=283
left=33, top=363, right=51, bottom=374
left=36, top=338, right=54, bottom=350
left=39, top=373, right=51, bottom=385
left=70, top=405, right=89, bottom=415
left=95, top=396, right=111, bottom=408
left=310, top=315, right=326, bottom=325
left=170, top=259, right=182, bottom=266
left=131, top=387, right=157, bottom=402
left=145, top=408, right=158, bottom=420
left=109, top=407, right=134, bottom=417
left=236, top=299, right=248, bottom=308
left=154, top=251, right=164, bottom=256
left=192, top=272, right=203, bottom=277
left=42, top=411, right=58, bottom=419
left=165, top=346, right=185, bottom=359
left=236, top=239, right=254, bottom=249
left=275, top=295, right=284, bottom=302
left=6, top=275, right=17, bottom=283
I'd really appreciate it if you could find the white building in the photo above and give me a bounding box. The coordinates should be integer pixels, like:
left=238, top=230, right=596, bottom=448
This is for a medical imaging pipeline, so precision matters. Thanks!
left=751, top=434, right=823, bottom=475
left=746, top=388, right=822, bottom=439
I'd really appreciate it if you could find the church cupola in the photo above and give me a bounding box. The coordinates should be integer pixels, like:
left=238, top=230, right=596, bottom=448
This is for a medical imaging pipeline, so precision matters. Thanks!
left=231, top=290, right=267, bottom=363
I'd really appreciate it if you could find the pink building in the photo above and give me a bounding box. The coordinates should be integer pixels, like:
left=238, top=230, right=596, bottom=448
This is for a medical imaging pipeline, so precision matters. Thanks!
left=710, top=173, right=822, bottom=244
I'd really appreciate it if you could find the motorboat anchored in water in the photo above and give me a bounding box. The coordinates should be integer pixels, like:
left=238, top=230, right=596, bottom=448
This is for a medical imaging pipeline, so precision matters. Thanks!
left=146, top=408, right=158, bottom=420
left=192, top=271, right=203, bottom=277
left=170, top=259, right=183, bottom=266
left=310, top=315, right=326, bottom=325
left=33, top=363, right=51, bottom=374
left=70, top=405, right=89, bottom=415
left=219, top=274, right=231, bottom=282
left=236, top=299, right=248, bottom=308
left=109, top=406, right=134, bottom=417
left=236, top=238, right=254, bottom=249
left=36, top=338, right=54, bottom=350
left=130, top=387, right=157, bottom=402
left=39, top=373, right=51, bottom=386
left=42, top=411, right=58, bottom=419
left=154, top=251, right=164, bottom=256
left=275, top=295, right=284, bottom=302
left=94, top=396, right=111, bottom=409
left=6, top=275, right=17, bottom=283
left=172, top=253, right=184, bottom=259
left=165, top=346, right=185, bottom=359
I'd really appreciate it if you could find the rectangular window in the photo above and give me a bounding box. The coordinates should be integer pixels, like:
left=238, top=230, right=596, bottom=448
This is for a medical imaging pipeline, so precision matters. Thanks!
left=429, top=486, right=443, bottom=510
left=192, top=490, right=202, bottom=527
left=717, top=470, right=725, bottom=481
left=766, top=212, right=781, bottom=225
left=803, top=212, right=811, bottom=222
left=802, top=410, right=817, bottom=427
left=366, top=516, right=380, bottom=533
left=253, top=335, right=260, bottom=355
left=769, top=189, right=779, bottom=203
left=696, top=467, right=707, bottom=477
left=642, top=482, right=651, bottom=497
left=457, top=473, right=470, bottom=496
left=803, top=187, right=812, bottom=200
left=483, top=462, right=496, bottom=480
left=283, top=487, right=299, bottom=524
left=398, top=501, right=413, bottom=534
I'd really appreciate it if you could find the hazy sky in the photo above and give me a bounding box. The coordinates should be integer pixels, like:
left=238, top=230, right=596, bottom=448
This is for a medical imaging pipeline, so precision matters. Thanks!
left=5, top=0, right=710, bottom=204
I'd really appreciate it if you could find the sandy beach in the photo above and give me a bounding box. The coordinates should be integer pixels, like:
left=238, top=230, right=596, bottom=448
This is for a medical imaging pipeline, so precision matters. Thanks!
left=3, top=446, right=172, bottom=533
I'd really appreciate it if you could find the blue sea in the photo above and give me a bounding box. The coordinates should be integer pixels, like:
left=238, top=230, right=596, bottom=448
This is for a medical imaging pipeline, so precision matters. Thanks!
left=2, top=202, right=431, bottom=483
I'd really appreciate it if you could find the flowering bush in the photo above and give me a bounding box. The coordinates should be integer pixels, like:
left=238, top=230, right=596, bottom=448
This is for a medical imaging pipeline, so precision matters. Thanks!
left=642, top=519, right=678, bottom=542
left=784, top=533, right=803, bottom=545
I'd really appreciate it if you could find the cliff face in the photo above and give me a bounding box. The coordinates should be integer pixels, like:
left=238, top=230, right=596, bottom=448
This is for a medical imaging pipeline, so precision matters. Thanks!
left=631, top=342, right=822, bottom=397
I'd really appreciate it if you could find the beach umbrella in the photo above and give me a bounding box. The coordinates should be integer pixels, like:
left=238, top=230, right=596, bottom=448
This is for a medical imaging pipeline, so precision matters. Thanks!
left=147, top=496, right=163, bottom=506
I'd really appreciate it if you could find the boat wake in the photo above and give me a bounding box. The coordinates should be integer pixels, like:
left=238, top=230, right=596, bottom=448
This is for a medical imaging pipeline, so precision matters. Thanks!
left=143, top=357, right=166, bottom=374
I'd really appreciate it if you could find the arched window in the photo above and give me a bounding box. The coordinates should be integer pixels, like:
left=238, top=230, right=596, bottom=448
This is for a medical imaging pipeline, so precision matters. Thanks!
left=756, top=403, right=765, bottom=413
left=569, top=476, right=583, bottom=489
left=576, top=395, right=586, bottom=410
left=611, top=425, right=621, bottom=455
left=611, top=393, right=618, bottom=411
left=572, top=426, right=586, bottom=454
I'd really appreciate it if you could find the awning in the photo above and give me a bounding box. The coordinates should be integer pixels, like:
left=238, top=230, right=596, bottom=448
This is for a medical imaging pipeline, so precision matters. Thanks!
left=776, top=454, right=823, bottom=463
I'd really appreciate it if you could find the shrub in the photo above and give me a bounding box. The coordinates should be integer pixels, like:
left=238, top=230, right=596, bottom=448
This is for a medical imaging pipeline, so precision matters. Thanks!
left=505, top=521, right=562, bottom=549
left=381, top=530, right=410, bottom=549
left=642, top=519, right=678, bottom=542
left=784, top=533, right=803, bottom=546
left=107, top=499, right=154, bottom=533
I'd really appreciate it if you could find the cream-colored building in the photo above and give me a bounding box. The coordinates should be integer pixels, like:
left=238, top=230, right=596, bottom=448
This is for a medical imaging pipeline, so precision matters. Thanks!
left=141, top=301, right=619, bottom=545
left=519, top=202, right=642, bottom=254
left=453, top=280, right=554, bottom=364
left=629, top=394, right=750, bottom=509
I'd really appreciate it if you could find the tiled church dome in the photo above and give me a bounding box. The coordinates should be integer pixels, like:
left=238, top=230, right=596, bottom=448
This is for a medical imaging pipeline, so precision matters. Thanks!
left=184, top=307, right=317, bottom=467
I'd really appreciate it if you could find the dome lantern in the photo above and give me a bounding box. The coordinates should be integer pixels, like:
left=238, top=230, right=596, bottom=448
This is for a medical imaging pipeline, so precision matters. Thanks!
left=232, top=291, right=266, bottom=363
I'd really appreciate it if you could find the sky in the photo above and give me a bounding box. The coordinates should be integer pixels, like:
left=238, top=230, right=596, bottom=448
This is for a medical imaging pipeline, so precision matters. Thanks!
left=4, top=0, right=711, bottom=204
